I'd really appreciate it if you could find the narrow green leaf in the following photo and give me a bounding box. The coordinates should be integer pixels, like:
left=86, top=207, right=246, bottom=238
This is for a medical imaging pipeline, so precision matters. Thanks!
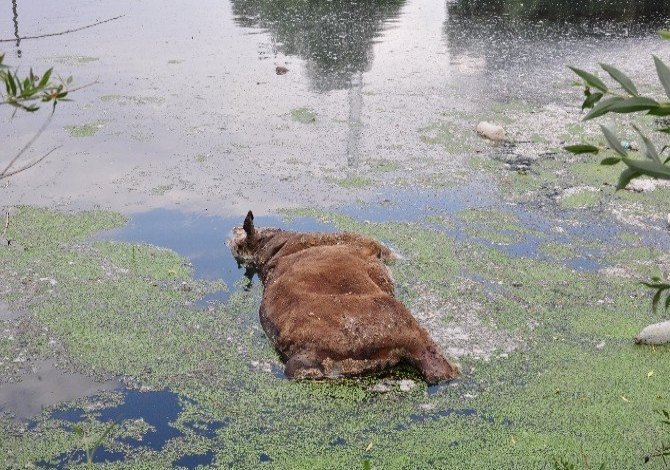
left=622, top=157, right=670, bottom=180
left=600, top=125, right=628, bottom=157
left=607, top=96, right=659, bottom=114
left=582, top=92, right=603, bottom=110
left=568, top=66, right=608, bottom=93
left=641, top=282, right=670, bottom=289
left=615, top=167, right=642, bottom=190
left=583, top=96, right=624, bottom=120
left=632, top=124, right=661, bottom=163
left=600, top=157, right=620, bottom=165
left=648, top=104, right=670, bottom=116
left=21, top=77, right=30, bottom=94
left=600, top=63, right=639, bottom=95
left=38, top=68, right=53, bottom=89
left=652, top=289, right=663, bottom=313
left=6, top=72, right=17, bottom=95
left=660, top=30, right=670, bottom=40
left=564, top=144, right=600, bottom=155
left=88, top=423, right=116, bottom=463
left=653, top=56, right=670, bottom=99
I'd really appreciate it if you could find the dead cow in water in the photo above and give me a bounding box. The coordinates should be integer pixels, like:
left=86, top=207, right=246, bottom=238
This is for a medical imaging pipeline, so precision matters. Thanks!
left=228, top=211, right=460, bottom=384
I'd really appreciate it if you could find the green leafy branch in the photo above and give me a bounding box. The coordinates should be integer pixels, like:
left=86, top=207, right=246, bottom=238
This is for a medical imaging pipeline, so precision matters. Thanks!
left=1, top=52, right=95, bottom=181
left=0, top=53, right=72, bottom=112
left=644, top=410, right=670, bottom=467
left=71, top=422, right=116, bottom=468
left=565, top=34, right=670, bottom=189
left=564, top=38, right=670, bottom=314
left=641, top=277, right=670, bottom=313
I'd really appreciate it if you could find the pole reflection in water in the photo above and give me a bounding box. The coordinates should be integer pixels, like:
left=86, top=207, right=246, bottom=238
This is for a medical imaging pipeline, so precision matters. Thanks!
left=11, top=0, right=21, bottom=57
left=346, top=71, right=363, bottom=168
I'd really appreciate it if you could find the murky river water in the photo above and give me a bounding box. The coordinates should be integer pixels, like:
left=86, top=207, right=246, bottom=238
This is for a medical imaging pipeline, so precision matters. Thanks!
left=2, top=0, right=668, bottom=215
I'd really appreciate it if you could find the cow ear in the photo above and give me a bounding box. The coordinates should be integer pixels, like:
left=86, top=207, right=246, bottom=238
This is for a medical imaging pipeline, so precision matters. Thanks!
left=243, top=210, right=255, bottom=237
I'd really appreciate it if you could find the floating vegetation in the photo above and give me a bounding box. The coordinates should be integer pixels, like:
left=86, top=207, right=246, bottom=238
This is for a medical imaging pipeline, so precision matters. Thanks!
left=329, top=175, right=373, bottom=189
left=64, top=120, right=107, bottom=138
left=290, top=107, right=317, bottom=124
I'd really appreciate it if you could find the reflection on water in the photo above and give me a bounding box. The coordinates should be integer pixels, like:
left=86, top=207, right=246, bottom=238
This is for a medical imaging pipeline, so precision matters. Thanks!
left=445, top=0, right=670, bottom=102
left=173, top=451, right=215, bottom=469
left=448, top=0, right=670, bottom=21
left=10, top=0, right=21, bottom=57
left=101, top=209, right=335, bottom=303
left=40, top=389, right=191, bottom=468
left=2, top=0, right=668, bottom=213
left=346, top=71, right=363, bottom=167
left=0, top=360, right=119, bottom=422
left=231, top=0, right=405, bottom=91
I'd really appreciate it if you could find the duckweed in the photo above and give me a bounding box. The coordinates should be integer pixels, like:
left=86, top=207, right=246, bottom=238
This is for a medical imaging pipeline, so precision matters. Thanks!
left=0, top=207, right=668, bottom=469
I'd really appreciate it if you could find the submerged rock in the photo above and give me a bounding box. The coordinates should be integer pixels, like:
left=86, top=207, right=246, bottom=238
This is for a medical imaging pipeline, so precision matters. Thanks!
left=228, top=211, right=460, bottom=384
left=476, top=121, right=506, bottom=142
left=634, top=320, right=670, bottom=345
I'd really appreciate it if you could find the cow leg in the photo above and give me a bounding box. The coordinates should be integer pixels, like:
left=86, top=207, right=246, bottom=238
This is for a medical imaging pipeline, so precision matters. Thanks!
left=412, top=345, right=460, bottom=384
left=284, top=350, right=325, bottom=380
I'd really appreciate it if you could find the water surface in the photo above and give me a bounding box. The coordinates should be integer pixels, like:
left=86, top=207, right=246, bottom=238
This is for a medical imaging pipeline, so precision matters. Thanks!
left=2, top=0, right=667, bottom=214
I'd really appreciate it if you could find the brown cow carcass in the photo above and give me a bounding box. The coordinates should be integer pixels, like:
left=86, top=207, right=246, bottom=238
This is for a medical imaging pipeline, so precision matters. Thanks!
left=228, top=211, right=459, bottom=384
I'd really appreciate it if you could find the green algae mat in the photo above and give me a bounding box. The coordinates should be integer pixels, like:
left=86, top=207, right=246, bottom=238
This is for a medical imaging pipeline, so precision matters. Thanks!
left=0, top=206, right=668, bottom=469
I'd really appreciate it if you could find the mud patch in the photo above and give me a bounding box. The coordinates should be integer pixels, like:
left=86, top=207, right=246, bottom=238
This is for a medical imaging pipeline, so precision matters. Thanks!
left=0, top=301, right=23, bottom=321
left=410, top=283, right=520, bottom=361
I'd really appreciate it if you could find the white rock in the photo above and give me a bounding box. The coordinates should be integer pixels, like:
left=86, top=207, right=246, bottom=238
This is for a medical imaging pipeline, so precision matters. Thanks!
left=634, top=320, right=670, bottom=345
left=476, top=121, right=506, bottom=142
left=368, top=382, right=392, bottom=393
left=626, top=178, right=657, bottom=193
left=398, top=379, right=416, bottom=392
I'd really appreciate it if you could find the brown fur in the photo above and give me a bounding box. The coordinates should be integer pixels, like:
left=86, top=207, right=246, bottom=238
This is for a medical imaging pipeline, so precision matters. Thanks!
left=228, top=211, right=459, bottom=384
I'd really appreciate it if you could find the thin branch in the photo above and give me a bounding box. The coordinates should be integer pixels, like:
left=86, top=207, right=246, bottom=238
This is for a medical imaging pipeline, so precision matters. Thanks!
left=0, top=80, right=99, bottom=106
left=0, top=145, right=61, bottom=179
left=0, top=112, right=53, bottom=178
left=0, top=15, right=125, bottom=43
left=2, top=211, right=8, bottom=244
